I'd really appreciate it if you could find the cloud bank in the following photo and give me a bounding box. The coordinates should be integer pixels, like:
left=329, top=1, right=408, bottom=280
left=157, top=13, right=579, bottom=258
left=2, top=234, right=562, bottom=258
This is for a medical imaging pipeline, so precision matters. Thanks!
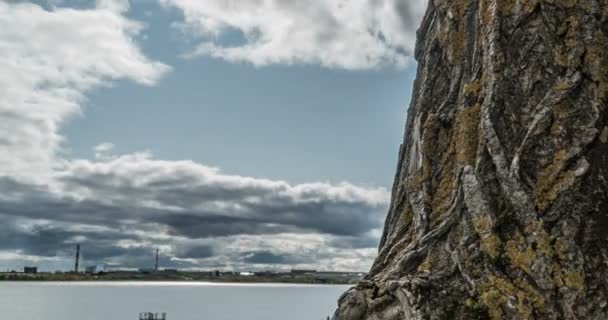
left=161, top=0, right=427, bottom=69
left=0, top=1, right=394, bottom=271
left=0, top=1, right=170, bottom=182
left=0, top=156, right=387, bottom=270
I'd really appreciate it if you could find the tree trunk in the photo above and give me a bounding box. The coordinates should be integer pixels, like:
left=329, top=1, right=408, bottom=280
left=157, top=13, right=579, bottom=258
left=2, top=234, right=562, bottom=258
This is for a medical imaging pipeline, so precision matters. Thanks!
left=334, top=0, right=608, bottom=319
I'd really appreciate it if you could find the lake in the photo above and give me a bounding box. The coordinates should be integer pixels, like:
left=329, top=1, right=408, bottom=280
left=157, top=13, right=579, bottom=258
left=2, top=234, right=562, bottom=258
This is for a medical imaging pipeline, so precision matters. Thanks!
left=0, top=282, right=349, bottom=320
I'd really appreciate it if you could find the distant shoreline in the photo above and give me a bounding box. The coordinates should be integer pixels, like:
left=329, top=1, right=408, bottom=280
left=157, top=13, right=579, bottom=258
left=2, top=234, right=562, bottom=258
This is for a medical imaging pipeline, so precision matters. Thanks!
left=0, top=280, right=353, bottom=287
left=0, top=271, right=364, bottom=285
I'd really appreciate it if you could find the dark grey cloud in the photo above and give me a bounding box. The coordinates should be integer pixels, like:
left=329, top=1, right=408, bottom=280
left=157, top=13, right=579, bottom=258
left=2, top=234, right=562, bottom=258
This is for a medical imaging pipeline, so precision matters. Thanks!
left=179, top=245, right=214, bottom=259
left=54, top=158, right=388, bottom=238
left=159, top=214, right=300, bottom=238
left=328, top=235, right=380, bottom=250
left=243, top=251, right=288, bottom=264
left=0, top=219, right=69, bottom=257
left=242, top=251, right=311, bottom=265
left=393, top=0, right=422, bottom=31
left=0, top=156, right=387, bottom=270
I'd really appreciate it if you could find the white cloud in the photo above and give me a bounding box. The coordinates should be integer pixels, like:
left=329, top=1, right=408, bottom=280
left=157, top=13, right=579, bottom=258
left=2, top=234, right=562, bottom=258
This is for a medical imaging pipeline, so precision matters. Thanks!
left=96, top=0, right=130, bottom=13
left=161, top=0, right=427, bottom=69
left=0, top=1, right=170, bottom=182
left=93, top=142, right=116, bottom=160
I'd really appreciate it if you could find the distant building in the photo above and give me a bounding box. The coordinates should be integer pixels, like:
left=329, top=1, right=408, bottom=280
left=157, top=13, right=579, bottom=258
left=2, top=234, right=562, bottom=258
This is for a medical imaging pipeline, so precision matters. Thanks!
left=23, top=267, right=38, bottom=274
left=139, top=268, right=155, bottom=274
left=85, top=265, right=105, bottom=274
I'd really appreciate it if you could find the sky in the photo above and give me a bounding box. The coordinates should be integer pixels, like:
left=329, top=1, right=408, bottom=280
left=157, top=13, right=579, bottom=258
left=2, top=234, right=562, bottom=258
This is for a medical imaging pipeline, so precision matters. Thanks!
left=0, top=0, right=425, bottom=272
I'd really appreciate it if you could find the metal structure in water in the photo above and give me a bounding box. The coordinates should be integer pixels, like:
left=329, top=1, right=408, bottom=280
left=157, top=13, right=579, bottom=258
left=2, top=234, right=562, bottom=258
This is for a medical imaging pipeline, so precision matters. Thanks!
left=139, top=312, right=166, bottom=320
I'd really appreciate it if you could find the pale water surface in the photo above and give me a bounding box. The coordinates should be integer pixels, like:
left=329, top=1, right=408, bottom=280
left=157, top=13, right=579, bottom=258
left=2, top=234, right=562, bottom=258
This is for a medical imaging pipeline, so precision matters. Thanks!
left=0, top=282, right=350, bottom=320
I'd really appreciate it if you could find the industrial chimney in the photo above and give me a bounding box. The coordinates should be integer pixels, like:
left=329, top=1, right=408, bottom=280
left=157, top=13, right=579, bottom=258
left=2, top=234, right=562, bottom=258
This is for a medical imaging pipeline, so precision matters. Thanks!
left=74, top=244, right=80, bottom=273
left=154, top=248, right=159, bottom=272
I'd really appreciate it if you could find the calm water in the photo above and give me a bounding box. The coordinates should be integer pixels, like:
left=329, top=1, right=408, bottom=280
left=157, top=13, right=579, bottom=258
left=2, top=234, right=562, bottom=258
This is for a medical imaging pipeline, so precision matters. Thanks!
left=0, top=282, right=349, bottom=320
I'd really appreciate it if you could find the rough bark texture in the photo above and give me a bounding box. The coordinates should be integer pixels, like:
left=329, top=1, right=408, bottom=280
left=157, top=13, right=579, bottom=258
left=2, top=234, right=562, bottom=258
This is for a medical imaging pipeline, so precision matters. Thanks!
left=334, top=0, right=608, bottom=319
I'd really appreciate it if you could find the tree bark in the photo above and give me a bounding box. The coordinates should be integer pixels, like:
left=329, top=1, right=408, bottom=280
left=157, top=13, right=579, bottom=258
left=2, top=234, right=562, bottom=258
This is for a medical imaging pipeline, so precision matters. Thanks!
left=334, top=0, right=608, bottom=319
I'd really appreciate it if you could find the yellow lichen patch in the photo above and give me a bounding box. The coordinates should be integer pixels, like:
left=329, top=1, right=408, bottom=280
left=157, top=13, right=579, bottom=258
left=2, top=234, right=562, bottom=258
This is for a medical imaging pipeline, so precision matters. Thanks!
left=536, top=168, right=576, bottom=212
left=555, top=79, right=574, bottom=91
left=525, top=221, right=553, bottom=257
left=430, top=168, right=456, bottom=221
left=474, top=215, right=502, bottom=259
left=497, top=0, right=516, bottom=16
left=553, top=238, right=568, bottom=260
left=552, top=264, right=586, bottom=293
left=479, top=276, right=546, bottom=320
left=553, top=102, right=571, bottom=118
left=463, top=73, right=488, bottom=98
left=398, top=205, right=414, bottom=228
left=480, top=289, right=506, bottom=320
left=417, top=253, right=435, bottom=273
left=479, top=0, right=494, bottom=26
left=533, top=149, right=577, bottom=212
left=521, top=0, right=540, bottom=15
left=554, top=48, right=569, bottom=67
left=479, top=276, right=515, bottom=320
left=584, top=31, right=608, bottom=99
left=430, top=104, right=481, bottom=222
left=473, top=215, right=494, bottom=234
left=514, top=278, right=546, bottom=318
left=430, top=139, right=457, bottom=220
left=505, top=231, right=536, bottom=273
left=600, top=127, right=608, bottom=144
left=554, top=16, right=582, bottom=68
left=455, top=104, right=481, bottom=166
left=503, top=222, right=554, bottom=273
left=480, top=234, right=502, bottom=259
left=464, top=298, right=477, bottom=309
left=563, top=270, right=586, bottom=292
left=462, top=74, right=486, bottom=97
left=430, top=105, right=480, bottom=221
left=420, top=114, right=442, bottom=180
left=437, top=0, right=468, bottom=64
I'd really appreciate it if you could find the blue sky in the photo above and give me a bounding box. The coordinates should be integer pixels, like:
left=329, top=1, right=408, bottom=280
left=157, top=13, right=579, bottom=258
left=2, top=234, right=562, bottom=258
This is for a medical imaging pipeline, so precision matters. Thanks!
left=0, top=0, right=425, bottom=272
left=62, top=0, right=417, bottom=186
left=65, top=62, right=415, bottom=187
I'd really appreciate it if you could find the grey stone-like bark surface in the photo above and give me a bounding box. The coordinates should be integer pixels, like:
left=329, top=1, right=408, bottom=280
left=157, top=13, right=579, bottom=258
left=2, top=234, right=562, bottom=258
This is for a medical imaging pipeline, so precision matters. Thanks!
left=334, top=0, right=608, bottom=319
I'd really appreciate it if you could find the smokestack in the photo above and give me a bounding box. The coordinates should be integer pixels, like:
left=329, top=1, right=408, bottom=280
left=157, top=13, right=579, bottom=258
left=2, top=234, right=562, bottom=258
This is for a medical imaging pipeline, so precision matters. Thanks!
left=155, top=248, right=159, bottom=272
left=74, top=244, right=80, bottom=273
